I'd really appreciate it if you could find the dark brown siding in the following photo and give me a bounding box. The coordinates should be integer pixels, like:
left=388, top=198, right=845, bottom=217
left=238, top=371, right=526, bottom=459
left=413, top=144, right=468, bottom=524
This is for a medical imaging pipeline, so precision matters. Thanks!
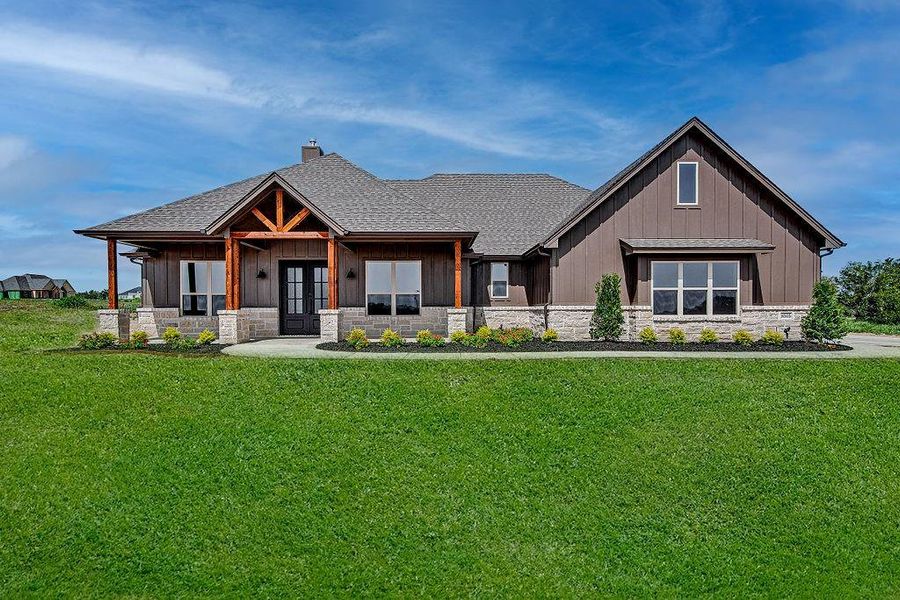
left=142, top=243, right=224, bottom=308
left=471, top=256, right=550, bottom=306
left=552, top=131, right=825, bottom=305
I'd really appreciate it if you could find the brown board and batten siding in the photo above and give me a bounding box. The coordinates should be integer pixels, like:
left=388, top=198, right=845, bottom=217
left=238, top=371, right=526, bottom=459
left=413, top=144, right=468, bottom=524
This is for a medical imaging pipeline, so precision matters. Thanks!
left=142, top=243, right=224, bottom=308
left=552, top=130, right=823, bottom=306
left=470, top=256, right=550, bottom=306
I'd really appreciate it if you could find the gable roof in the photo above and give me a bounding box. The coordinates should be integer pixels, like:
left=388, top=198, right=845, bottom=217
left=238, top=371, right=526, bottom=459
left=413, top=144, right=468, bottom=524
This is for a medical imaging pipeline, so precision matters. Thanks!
left=1, top=274, right=60, bottom=292
left=385, top=174, right=590, bottom=255
left=543, top=117, right=845, bottom=250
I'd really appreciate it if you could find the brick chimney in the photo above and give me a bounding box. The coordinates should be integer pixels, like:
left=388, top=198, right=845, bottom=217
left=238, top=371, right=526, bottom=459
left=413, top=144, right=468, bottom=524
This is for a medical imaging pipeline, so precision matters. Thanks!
left=302, top=138, right=324, bottom=162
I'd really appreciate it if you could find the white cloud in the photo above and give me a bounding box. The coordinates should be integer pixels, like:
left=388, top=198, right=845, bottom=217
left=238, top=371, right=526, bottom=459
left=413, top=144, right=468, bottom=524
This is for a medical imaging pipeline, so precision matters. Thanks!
left=0, top=135, right=33, bottom=169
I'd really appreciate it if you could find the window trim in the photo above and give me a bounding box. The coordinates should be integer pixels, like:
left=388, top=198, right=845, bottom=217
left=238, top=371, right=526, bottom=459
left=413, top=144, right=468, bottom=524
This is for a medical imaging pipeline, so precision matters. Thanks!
left=489, top=261, right=510, bottom=299
left=365, top=260, right=422, bottom=316
left=676, top=161, right=699, bottom=206
left=179, top=260, right=226, bottom=317
left=651, top=260, right=739, bottom=317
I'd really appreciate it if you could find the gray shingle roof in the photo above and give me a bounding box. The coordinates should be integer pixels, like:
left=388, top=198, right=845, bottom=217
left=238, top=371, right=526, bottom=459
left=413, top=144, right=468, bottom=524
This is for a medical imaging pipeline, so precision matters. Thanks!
left=620, top=238, right=776, bottom=252
left=385, top=174, right=590, bottom=255
left=1, top=274, right=58, bottom=291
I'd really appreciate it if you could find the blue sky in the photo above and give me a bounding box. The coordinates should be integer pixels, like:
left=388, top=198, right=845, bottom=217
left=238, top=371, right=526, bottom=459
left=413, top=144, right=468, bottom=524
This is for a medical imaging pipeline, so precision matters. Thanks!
left=0, top=0, right=897, bottom=290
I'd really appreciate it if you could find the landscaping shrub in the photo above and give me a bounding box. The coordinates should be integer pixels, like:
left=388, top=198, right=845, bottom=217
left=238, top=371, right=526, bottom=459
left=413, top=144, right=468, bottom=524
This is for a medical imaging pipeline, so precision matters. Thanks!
left=541, top=328, right=559, bottom=342
left=802, top=279, right=848, bottom=343
left=638, top=327, right=657, bottom=344
left=197, top=329, right=217, bottom=345
left=590, top=273, right=624, bottom=340
left=381, top=328, right=404, bottom=347
left=130, top=330, right=149, bottom=348
left=496, top=327, right=534, bottom=347
left=162, top=327, right=181, bottom=344
left=54, top=295, right=88, bottom=309
left=698, top=328, right=719, bottom=343
left=475, top=325, right=494, bottom=341
left=733, top=329, right=754, bottom=346
left=416, top=329, right=445, bottom=347
left=77, top=332, right=118, bottom=350
left=346, top=327, right=369, bottom=350
left=668, top=327, right=686, bottom=345
left=449, top=330, right=469, bottom=344
left=761, top=329, right=785, bottom=345
left=170, top=337, right=197, bottom=351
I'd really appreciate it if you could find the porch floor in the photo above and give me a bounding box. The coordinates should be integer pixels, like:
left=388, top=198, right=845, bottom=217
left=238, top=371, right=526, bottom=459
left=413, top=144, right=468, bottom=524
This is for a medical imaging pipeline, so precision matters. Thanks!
left=220, top=334, right=900, bottom=360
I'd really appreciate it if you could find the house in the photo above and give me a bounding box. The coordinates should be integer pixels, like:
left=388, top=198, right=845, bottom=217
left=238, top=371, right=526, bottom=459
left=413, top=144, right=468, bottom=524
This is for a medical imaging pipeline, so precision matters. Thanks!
left=75, top=117, right=844, bottom=343
left=0, top=274, right=76, bottom=299
left=119, top=286, right=142, bottom=300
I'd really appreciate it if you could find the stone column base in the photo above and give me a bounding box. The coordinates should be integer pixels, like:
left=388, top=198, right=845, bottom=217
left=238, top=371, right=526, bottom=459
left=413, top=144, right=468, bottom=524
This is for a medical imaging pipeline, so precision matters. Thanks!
left=218, top=310, right=249, bottom=344
left=447, top=308, right=472, bottom=336
left=97, top=309, right=130, bottom=341
left=319, top=309, right=340, bottom=342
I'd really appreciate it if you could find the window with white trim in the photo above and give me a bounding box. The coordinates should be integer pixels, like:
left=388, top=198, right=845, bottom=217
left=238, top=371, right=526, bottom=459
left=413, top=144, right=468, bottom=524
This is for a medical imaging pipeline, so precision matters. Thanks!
left=366, top=261, right=421, bottom=316
left=677, top=161, right=699, bottom=205
left=180, top=260, right=226, bottom=316
left=490, top=262, right=509, bottom=299
left=651, top=261, right=738, bottom=316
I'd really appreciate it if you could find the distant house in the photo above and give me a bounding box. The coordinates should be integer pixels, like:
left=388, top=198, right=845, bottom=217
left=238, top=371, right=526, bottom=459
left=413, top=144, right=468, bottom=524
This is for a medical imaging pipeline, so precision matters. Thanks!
left=119, top=286, right=142, bottom=300
left=0, top=274, right=76, bottom=299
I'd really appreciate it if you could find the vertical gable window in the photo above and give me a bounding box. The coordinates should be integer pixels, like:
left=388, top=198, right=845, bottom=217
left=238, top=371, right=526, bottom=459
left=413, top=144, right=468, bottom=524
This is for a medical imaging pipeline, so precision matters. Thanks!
left=677, top=162, right=699, bottom=205
left=366, top=261, right=421, bottom=316
left=490, top=262, right=509, bottom=299
left=181, top=261, right=226, bottom=316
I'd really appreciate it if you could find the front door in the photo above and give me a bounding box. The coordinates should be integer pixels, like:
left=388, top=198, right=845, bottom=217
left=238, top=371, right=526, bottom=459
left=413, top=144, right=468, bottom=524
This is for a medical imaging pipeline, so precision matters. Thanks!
left=279, top=261, right=328, bottom=335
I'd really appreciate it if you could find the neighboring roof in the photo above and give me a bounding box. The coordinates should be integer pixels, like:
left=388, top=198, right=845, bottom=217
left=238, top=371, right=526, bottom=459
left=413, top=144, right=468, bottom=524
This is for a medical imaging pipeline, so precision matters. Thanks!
left=0, top=274, right=62, bottom=291
left=620, top=238, right=776, bottom=254
left=120, top=286, right=142, bottom=295
left=545, top=117, right=845, bottom=250
left=385, top=174, right=590, bottom=255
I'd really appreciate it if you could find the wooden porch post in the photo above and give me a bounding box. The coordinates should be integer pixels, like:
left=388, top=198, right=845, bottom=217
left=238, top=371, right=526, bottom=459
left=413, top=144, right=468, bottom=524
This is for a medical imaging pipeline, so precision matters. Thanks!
left=327, top=238, right=339, bottom=309
left=454, top=239, right=462, bottom=309
left=107, top=238, right=118, bottom=309
left=233, top=237, right=241, bottom=310
left=225, top=237, right=234, bottom=310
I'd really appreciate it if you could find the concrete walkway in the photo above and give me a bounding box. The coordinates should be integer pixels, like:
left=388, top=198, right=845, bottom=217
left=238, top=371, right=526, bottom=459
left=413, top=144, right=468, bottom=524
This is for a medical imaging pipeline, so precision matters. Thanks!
left=222, top=334, right=900, bottom=360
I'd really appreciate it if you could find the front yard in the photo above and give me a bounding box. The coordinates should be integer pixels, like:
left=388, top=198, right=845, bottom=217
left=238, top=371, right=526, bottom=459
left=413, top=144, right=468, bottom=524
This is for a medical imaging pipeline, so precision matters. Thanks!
left=1, top=300, right=898, bottom=596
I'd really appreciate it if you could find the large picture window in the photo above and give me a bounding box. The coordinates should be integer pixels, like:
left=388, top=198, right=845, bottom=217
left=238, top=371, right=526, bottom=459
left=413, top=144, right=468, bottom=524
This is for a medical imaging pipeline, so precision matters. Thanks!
left=181, top=261, right=226, bottom=316
left=366, top=261, right=421, bottom=316
left=652, top=261, right=738, bottom=316
left=490, top=262, right=509, bottom=299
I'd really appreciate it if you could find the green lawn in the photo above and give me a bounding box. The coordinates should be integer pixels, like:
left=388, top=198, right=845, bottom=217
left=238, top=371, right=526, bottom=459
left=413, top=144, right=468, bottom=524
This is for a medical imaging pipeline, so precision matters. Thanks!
left=846, top=318, right=900, bottom=336
left=1, top=300, right=899, bottom=596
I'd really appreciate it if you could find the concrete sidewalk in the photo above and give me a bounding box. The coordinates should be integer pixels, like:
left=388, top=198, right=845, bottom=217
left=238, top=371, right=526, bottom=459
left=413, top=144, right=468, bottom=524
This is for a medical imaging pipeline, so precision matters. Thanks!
left=222, top=333, right=900, bottom=360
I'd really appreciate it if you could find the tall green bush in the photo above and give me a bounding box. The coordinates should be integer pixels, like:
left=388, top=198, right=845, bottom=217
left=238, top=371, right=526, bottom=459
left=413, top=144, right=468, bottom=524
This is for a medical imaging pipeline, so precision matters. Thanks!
left=802, top=279, right=848, bottom=343
left=589, top=273, right=624, bottom=341
left=835, top=258, right=900, bottom=324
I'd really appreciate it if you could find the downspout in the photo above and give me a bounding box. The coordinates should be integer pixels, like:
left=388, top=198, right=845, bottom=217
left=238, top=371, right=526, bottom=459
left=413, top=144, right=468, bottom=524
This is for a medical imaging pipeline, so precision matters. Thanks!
left=818, top=248, right=834, bottom=278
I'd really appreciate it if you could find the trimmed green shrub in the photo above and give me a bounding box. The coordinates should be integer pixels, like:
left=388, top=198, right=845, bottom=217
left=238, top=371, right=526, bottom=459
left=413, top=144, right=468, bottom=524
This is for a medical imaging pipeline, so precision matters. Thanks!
left=197, top=329, right=217, bottom=345
left=475, top=325, right=494, bottom=341
left=162, top=327, right=181, bottom=344
left=761, top=329, right=785, bottom=345
left=449, top=330, right=469, bottom=344
left=638, top=327, right=657, bottom=344
left=381, top=328, right=404, bottom=347
left=130, top=330, right=149, bottom=348
left=733, top=329, right=754, bottom=346
left=77, top=332, right=118, bottom=350
left=541, top=328, right=559, bottom=342
left=416, top=329, right=445, bottom=347
left=698, top=328, right=719, bottom=343
left=170, top=337, right=197, bottom=350
left=496, top=327, right=534, bottom=347
left=54, top=295, right=88, bottom=309
left=668, top=327, right=686, bottom=345
left=802, top=279, right=848, bottom=343
left=346, top=327, right=369, bottom=350
left=590, top=273, right=625, bottom=340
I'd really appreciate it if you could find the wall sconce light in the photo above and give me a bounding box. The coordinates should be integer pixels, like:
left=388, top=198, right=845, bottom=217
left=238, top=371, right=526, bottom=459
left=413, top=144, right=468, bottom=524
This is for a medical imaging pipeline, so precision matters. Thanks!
left=257, top=269, right=267, bottom=279
left=346, top=268, right=356, bottom=279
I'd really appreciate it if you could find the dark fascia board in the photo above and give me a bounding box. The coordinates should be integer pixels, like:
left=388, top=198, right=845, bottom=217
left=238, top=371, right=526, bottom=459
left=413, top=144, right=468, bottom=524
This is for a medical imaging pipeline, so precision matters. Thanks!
left=542, top=117, right=846, bottom=250
left=341, top=231, right=478, bottom=243
left=619, top=241, right=776, bottom=255
left=205, top=172, right=347, bottom=236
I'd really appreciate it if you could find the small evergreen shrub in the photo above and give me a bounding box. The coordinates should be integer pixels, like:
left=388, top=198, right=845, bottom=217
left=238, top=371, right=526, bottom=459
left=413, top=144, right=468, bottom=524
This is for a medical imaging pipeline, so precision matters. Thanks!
left=78, top=332, right=118, bottom=350
left=463, top=331, right=489, bottom=348
left=761, top=329, right=785, bottom=345
left=541, top=328, right=559, bottom=342
left=638, top=327, right=657, bottom=344
left=698, top=328, right=719, bottom=343
left=170, top=337, right=197, bottom=350
left=54, top=295, right=88, bottom=309
left=197, top=329, right=217, bottom=345
left=496, top=327, right=533, bottom=347
left=449, top=330, right=469, bottom=344
left=380, top=328, right=404, bottom=347
left=162, top=327, right=181, bottom=344
left=668, top=327, right=686, bottom=345
left=733, top=329, right=754, bottom=346
left=475, top=325, right=494, bottom=341
left=416, top=329, right=445, bottom=347
left=802, top=279, right=848, bottom=343
left=346, top=327, right=369, bottom=350
left=130, top=330, right=149, bottom=348
left=590, top=273, right=625, bottom=340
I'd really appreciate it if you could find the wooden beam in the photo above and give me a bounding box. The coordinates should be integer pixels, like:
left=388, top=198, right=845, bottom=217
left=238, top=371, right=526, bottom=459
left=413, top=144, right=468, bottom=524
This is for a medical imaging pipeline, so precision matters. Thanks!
left=231, top=231, right=329, bottom=239
left=225, top=237, right=234, bottom=310
left=327, top=238, right=338, bottom=310
left=281, top=207, right=310, bottom=232
left=251, top=207, right=278, bottom=232
left=233, top=238, right=241, bottom=310
left=275, top=189, right=284, bottom=231
left=454, top=239, right=462, bottom=309
left=107, top=238, right=118, bottom=309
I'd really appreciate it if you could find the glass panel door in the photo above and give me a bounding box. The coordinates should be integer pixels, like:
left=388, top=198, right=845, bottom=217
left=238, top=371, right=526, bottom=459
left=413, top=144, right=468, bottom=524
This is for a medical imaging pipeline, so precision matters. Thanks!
left=313, top=266, right=328, bottom=313
left=286, top=267, right=304, bottom=314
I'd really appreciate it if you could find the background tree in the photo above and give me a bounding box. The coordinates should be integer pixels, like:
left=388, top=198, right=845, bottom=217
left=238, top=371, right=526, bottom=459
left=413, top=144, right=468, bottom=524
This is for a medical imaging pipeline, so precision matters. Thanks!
left=834, top=258, right=900, bottom=324
left=590, top=273, right=624, bottom=340
left=802, top=279, right=847, bottom=343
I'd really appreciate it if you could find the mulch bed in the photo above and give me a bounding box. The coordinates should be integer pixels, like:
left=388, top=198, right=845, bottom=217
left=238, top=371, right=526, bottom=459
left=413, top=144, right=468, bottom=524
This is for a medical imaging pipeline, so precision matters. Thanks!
left=318, top=340, right=851, bottom=353
left=54, top=344, right=227, bottom=355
